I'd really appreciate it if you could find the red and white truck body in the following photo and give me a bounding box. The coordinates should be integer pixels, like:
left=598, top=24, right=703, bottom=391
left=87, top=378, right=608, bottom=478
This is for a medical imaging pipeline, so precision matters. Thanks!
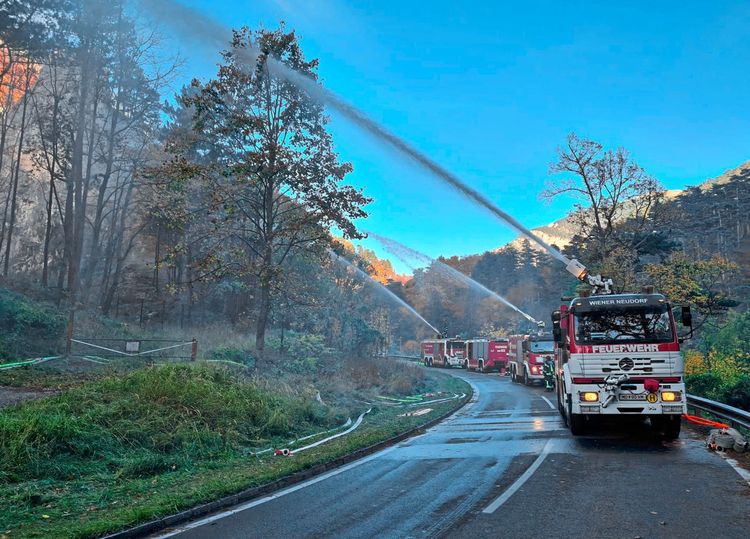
left=509, top=334, right=555, bottom=385
left=552, top=292, right=687, bottom=437
left=462, top=338, right=510, bottom=372
left=421, top=338, right=465, bottom=368
left=487, top=339, right=510, bottom=373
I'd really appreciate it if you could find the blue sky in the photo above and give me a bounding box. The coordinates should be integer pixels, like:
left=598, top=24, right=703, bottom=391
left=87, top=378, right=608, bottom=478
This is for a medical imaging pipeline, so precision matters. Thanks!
left=151, top=0, right=750, bottom=273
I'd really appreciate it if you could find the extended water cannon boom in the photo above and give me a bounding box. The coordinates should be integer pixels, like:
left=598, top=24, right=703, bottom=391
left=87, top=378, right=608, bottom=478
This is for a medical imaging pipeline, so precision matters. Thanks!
left=565, top=259, right=613, bottom=295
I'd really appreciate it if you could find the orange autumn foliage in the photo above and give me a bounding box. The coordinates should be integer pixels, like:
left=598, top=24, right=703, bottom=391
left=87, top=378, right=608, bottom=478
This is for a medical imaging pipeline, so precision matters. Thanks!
left=0, top=42, right=41, bottom=111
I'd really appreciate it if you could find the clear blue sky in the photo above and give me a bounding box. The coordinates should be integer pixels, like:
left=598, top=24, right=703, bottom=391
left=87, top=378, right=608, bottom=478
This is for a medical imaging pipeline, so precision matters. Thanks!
left=152, top=0, right=750, bottom=273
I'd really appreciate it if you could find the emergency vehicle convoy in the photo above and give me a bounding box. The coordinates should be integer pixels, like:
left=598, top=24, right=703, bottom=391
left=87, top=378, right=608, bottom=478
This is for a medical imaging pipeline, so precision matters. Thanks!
left=551, top=285, right=692, bottom=439
left=421, top=337, right=510, bottom=372
left=508, top=333, right=555, bottom=385
left=417, top=258, right=691, bottom=439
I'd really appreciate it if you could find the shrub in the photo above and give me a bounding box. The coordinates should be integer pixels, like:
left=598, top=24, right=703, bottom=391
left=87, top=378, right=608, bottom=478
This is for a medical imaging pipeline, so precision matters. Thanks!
left=210, top=346, right=255, bottom=367
left=685, top=372, right=724, bottom=401
left=269, top=332, right=333, bottom=374
left=0, top=288, right=65, bottom=360
left=723, top=376, right=750, bottom=412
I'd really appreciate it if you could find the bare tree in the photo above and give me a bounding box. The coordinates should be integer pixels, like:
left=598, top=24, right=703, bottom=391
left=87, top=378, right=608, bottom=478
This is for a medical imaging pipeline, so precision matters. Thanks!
left=544, top=133, right=666, bottom=273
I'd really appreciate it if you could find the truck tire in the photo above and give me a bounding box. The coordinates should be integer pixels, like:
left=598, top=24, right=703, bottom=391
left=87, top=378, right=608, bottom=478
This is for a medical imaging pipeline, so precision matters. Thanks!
left=478, top=360, right=484, bottom=373
left=511, top=367, right=517, bottom=383
left=653, top=415, right=681, bottom=440
left=568, top=400, right=585, bottom=435
left=523, top=369, right=530, bottom=386
left=463, top=360, right=469, bottom=370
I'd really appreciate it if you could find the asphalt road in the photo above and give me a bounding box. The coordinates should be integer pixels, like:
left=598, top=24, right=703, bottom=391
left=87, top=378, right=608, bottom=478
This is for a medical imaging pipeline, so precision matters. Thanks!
left=153, top=369, right=750, bottom=539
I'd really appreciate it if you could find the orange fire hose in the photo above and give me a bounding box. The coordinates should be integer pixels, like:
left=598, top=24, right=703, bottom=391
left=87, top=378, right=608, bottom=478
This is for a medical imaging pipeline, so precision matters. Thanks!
left=682, top=414, right=730, bottom=429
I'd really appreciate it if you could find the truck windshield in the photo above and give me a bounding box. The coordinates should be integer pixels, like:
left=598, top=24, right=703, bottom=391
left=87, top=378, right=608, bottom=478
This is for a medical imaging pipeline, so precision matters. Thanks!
left=529, top=341, right=554, bottom=353
left=574, top=307, right=674, bottom=344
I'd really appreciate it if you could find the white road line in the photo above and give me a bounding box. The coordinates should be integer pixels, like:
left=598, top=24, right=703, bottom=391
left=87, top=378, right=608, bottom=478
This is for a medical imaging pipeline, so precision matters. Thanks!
left=482, top=440, right=552, bottom=514
left=540, top=396, right=555, bottom=410
left=721, top=455, right=750, bottom=486
left=152, top=446, right=397, bottom=538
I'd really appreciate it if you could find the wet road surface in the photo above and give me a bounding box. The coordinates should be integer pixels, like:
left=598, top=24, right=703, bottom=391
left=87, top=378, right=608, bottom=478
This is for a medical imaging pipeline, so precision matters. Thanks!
left=153, top=369, right=750, bottom=539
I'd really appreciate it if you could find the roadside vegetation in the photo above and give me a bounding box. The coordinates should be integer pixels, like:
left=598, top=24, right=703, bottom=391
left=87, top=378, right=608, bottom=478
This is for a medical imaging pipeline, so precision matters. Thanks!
left=0, top=361, right=469, bottom=538
left=684, top=311, right=750, bottom=411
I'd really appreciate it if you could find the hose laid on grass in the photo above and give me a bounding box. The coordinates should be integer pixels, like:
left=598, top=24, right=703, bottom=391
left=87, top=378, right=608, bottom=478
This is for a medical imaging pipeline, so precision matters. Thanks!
left=0, top=356, right=61, bottom=370
left=250, top=416, right=356, bottom=456
left=292, top=408, right=372, bottom=454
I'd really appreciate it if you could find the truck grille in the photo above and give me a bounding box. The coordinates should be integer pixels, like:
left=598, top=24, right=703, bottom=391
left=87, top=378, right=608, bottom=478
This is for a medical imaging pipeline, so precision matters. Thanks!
left=581, top=356, right=675, bottom=376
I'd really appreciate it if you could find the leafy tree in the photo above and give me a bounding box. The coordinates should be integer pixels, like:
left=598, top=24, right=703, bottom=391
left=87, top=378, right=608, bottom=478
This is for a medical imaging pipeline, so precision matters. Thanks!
left=158, top=26, right=370, bottom=352
left=645, top=252, right=738, bottom=330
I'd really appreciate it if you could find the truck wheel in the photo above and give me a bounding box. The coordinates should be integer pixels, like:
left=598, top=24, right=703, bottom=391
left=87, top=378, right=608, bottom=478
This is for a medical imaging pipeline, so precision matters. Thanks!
left=653, top=415, right=681, bottom=440
left=523, top=369, right=530, bottom=386
left=568, top=400, right=585, bottom=435
left=463, top=360, right=469, bottom=370
left=511, top=367, right=517, bottom=383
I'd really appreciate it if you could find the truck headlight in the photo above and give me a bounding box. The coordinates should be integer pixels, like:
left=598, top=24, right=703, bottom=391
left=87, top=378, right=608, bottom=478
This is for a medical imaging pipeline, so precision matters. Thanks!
left=580, top=392, right=599, bottom=402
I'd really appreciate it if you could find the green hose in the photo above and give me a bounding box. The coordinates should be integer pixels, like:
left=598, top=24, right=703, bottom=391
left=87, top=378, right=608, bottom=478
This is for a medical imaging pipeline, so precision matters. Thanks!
left=0, top=356, right=60, bottom=370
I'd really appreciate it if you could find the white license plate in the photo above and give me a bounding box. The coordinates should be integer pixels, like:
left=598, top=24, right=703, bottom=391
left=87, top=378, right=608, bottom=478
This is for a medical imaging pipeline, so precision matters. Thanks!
left=619, top=394, right=646, bottom=401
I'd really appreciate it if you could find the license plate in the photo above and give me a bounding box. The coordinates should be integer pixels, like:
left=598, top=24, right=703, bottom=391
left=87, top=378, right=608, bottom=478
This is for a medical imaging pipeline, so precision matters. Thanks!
left=619, top=394, right=646, bottom=401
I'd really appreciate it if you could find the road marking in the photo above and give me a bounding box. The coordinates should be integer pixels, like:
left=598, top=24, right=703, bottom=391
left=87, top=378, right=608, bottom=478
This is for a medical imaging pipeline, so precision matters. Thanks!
left=540, top=396, right=555, bottom=410
left=482, top=439, right=552, bottom=514
left=721, top=455, right=750, bottom=486
left=152, top=446, right=397, bottom=538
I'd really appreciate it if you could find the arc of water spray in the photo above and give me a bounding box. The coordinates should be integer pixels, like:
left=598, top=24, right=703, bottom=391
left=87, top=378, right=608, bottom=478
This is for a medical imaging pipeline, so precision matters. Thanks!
left=368, top=232, right=543, bottom=326
left=327, top=250, right=440, bottom=335
left=140, top=0, right=572, bottom=268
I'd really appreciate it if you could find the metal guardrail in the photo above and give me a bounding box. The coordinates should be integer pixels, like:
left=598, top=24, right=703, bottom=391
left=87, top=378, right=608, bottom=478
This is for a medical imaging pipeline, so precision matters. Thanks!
left=686, top=394, right=750, bottom=430
left=385, top=354, right=420, bottom=360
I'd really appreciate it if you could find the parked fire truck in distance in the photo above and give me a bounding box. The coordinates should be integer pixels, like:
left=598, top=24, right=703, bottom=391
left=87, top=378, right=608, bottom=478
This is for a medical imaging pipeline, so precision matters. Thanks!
left=463, top=339, right=508, bottom=372
left=551, top=292, right=692, bottom=439
left=421, top=338, right=465, bottom=368
left=509, top=334, right=555, bottom=385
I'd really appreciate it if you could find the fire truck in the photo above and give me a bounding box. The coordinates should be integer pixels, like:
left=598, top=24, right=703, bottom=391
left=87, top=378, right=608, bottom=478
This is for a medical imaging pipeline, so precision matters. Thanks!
left=551, top=287, right=692, bottom=439
left=463, top=338, right=510, bottom=373
left=421, top=338, right=465, bottom=368
left=508, top=333, right=555, bottom=385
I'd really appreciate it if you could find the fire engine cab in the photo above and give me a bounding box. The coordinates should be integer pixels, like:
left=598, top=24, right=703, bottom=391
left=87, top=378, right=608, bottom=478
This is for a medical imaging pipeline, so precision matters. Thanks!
left=551, top=291, right=692, bottom=439
left=509, top=333, right=555, bottom=385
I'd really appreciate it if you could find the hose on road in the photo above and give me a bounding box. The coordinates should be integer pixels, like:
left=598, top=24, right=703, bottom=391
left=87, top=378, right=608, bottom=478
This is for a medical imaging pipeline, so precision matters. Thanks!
left=683, top=414, right=730, bottom=429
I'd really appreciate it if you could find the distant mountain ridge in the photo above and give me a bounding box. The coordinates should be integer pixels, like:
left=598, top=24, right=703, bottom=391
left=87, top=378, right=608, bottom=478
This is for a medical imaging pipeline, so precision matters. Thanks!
left=503, top=160, right=750, bottom=253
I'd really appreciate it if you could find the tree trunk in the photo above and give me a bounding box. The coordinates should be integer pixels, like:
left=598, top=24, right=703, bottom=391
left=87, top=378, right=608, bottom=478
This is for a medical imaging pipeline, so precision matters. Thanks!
left=255, top=276, right=271, bottom=352
left=3, top=79, right=30, bottom=277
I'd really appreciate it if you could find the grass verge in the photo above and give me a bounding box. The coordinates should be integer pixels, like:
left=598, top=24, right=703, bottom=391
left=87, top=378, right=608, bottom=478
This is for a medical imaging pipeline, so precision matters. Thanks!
left=0, top=363, right=469, bottom=538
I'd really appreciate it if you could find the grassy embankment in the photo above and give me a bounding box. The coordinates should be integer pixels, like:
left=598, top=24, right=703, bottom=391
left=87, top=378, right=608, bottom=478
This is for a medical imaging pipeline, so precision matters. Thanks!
left=0, top=361, right=469, bottom=538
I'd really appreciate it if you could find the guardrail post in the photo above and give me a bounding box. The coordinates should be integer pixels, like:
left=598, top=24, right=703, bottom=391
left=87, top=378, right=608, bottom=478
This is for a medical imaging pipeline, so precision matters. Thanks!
left=191, top=339, right=198, bottom=361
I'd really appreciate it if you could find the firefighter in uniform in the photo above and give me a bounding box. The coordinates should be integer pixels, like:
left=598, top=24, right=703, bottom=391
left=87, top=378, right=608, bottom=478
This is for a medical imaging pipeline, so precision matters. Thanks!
left=543, top=356, right=555, bottom=391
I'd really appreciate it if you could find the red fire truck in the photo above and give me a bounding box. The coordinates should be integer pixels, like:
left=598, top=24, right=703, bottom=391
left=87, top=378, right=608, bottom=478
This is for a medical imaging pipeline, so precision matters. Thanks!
left=551, top=291, right=692, bottom=439
left=462, top=338, right=510, bottom=373
left=508, top=333, right=555, bottom=385
left=421, top=338, right=465, bottom=368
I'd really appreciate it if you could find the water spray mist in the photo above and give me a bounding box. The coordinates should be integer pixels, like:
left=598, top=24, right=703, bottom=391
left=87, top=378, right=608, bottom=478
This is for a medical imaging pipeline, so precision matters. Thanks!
left=368, top=232, right=543, bottom=327
left=140, top=0, right=573, bottom=268
left=327, top=250, right=440, bottom=335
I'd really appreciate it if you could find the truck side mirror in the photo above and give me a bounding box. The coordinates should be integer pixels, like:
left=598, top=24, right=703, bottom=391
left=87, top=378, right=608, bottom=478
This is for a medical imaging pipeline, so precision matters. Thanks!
left=551, top=310, right=561, bottom=342
left=681, top=306, right=693, bottom=327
